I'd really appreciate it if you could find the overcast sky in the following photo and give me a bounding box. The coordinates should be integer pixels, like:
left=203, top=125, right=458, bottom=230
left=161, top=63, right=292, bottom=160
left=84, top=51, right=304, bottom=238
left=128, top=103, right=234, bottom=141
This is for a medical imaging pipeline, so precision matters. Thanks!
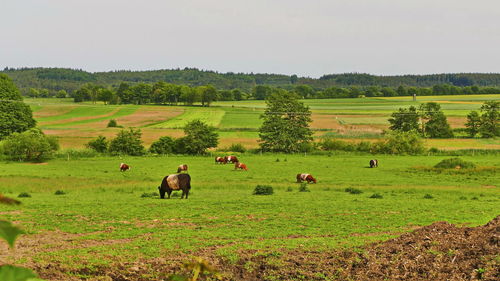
left=1, top=0, right=500, bottom=77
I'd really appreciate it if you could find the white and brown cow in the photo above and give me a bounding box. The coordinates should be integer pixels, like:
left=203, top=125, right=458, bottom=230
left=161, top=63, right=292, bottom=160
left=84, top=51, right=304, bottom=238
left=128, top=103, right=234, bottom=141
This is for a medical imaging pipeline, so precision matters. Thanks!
left=296, top=173, right=317, bottom=184
left=177, top=164, right=188, bottom=173
left=369, top=159, right=378, bottom=168
left=225, top=155, right=239, bottom=163
left=234, top=162, right=248, bottom=171
left=119, top=163, right=130, bottom=172
left=215, top=156, right=227, bottom=164
left=158, top=174, right=191, bottom=199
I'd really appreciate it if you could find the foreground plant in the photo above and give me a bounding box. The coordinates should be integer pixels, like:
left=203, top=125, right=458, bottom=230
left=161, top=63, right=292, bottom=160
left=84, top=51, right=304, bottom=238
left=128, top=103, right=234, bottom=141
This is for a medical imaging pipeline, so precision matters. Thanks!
left=0, top=193, right=39, bottom=281
left=168, top=257, right=222, bottom=281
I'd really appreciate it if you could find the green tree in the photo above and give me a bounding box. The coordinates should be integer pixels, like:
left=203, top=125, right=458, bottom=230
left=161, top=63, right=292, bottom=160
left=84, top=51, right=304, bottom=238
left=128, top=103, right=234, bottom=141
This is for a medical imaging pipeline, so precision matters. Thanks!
left=199, top=85, right=217, bottom=106
left=86, top=135, right=109, bottom=153
left=478, top=101, right=499, bottom=138
left=2, top=128, right=59, bottom=162
left=372, top=130, right=425, bottom=155
left=56, top=89, right=67, bottom=98
left=108, top=128, right=145, bottom=156
left=0, top=74, right=36, bottom=140
left=182, top=120, right=219, bottom=154
left=149, top=136, right=175, bottom=154
left=388, top=106, right=420, bottom=132
left=98, top=88, right=114, bottom=105
left=418, top=102, right=453, bottom=138
left=259, top=91, right=313, bottom=152
left=465, top=111, right=481, bottom=137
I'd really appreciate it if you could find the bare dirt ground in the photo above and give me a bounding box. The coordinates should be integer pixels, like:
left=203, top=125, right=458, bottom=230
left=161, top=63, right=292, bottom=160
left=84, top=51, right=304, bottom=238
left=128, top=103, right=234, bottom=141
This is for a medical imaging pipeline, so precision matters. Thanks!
left=2, top=216, right=497, bottom=280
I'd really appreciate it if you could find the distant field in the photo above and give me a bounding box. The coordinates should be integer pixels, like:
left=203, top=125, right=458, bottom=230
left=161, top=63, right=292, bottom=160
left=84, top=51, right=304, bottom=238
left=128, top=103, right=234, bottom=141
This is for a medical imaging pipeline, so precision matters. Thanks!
left=0, top=154, right=498, bottom=280
left=24, top=95, right=500, bottom=150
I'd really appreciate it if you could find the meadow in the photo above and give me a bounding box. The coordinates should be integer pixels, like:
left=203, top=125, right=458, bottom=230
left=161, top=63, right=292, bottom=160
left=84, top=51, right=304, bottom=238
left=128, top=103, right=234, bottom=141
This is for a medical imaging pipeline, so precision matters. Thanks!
left=0, top=154, right=499, bottom=280
left=25, top=95, right=500, bottom=150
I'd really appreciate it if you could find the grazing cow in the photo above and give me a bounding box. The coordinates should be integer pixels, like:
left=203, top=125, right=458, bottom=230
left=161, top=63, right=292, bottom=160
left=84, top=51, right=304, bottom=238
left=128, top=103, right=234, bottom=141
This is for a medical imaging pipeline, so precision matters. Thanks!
left=225, top=155, right=239, bottom=163
left=158, top=174, right=191, bottom=199
left=119, top=163, right=130, bottom=172
left=215, top=156, right=227, bottom=164
left=296, top=173, right=317, bottom=184
left=369, top=159, right=378, bottom=168
left=234, top=162, right=248, bottom=171
left=177, top=164, right=188, bottom=173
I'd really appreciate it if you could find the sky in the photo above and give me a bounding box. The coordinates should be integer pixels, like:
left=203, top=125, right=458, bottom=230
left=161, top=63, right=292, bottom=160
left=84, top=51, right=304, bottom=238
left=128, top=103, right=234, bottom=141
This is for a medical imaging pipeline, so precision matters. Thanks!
left=1, top=0, right=500, bottom=77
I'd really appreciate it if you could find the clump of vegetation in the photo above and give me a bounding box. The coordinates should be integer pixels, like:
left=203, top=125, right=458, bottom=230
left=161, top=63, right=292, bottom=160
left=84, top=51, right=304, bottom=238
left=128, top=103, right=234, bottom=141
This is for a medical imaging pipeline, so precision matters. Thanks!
left=345, top=187, right=363, bottom=194
left=86, top=135, right=109, bottom=153
left=54, top=190, right=66, bottom=195
left=434, top=158, right=476, bottom=169
left=107, top=119, right=119, bottom=128
left=253, top=185, right=274, bottom=195
left=17, top=192, right=31, bottom=198
left=228, top=143, right=246, bottom=153
left=286, top=187, right=293, bottom=192
left=140, top=192, right=159, bottom=198
left=423, top=194, right=434, bottom=199
left=149, top=136, right=175, bottom=154
left=2, top=128, right=59, bottom=162
left=369, top=193, right=383, bottom=199
left=109, top=128, right=145, bottom=156
left=298, top=183, right=310, bottom=192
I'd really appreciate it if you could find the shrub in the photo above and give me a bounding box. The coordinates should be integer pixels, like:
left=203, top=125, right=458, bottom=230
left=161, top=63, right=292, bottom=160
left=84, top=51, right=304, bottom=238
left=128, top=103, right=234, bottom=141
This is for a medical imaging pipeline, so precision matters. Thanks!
left=107, top=119, right=119, bottom=127
left=228, top=143, right=246, bottom=153
left=109, top=128, right=145, bottom=156
left=54, top=190, right=66, bottom=195
left=56, top=148, right=99, bottom=159
left=286, top=186, right=293, bottom=192
left=356, top=141, right=372, bottom=152
left=182, top=120, right=219, bottom=154
left=434, top=158, right=476, bottom=169
left=18, top=192, right=31, bottom=198
left=298, top=183, right=310, bottom=192
left=423, top=194, right=433, bottom=199
left=253, top=185, right=274, bottom=195
left=2, top=128, right=59, bottom=162
left=369, top=193, right=383, bottom=199
left=149, top=136, right=175, bottom=154
left=372, top=130, right=425, bottom=155
left=319, top=138, right=348, bottom=151
left=345, top=187, right=363, bottom=194
left=86, top=135, right=108, bottom=153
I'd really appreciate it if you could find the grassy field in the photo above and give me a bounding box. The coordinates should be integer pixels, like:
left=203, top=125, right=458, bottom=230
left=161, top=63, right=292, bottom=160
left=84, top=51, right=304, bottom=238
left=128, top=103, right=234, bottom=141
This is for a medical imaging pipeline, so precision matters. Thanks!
left=0, top=154, right=498, bottom=279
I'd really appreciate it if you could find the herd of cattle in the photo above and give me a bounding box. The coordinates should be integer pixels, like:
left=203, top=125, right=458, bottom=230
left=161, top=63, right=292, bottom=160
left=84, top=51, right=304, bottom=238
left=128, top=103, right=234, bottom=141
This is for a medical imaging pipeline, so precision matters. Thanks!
left=119, top=158, right=379, bottom=199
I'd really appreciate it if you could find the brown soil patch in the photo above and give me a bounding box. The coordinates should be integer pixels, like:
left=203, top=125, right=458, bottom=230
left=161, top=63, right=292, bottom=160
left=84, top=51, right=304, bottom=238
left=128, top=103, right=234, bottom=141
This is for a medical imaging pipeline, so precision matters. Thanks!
left=40, top=109, right=120, bottom=126
left=12, top=216, right=498, bottom=280
left=71, top=107, right=184, bottom=129
left=33, top=106, right=76, bottom=118
left=311, top=114, right=343, bottom=129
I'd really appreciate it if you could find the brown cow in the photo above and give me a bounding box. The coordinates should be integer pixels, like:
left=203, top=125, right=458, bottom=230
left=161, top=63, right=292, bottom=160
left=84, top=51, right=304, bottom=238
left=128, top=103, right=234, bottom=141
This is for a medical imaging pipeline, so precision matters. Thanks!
left=119, top=163, right=130, bottom=172
left=225, top=155, right=239, bottom=163
left=215, top=156, right=227, bottom=164
left=177, top=164, right=188, bottom=173
left=234, top=162, right=248, bottom=171
left=158, top=174, right=191, bottom=199
left=369, top=159, right=378, bottom=168
left=296, top=173, right=317, bottom=184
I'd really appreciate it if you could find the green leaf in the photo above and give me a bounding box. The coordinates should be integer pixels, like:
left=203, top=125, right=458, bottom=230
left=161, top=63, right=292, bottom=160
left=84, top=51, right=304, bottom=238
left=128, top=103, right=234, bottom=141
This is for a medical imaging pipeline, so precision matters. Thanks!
left=0, top=265, right=38, bottom=281
left=0, top=221, right=24, bottom=248
left=167, top=274, right=189, bottom=281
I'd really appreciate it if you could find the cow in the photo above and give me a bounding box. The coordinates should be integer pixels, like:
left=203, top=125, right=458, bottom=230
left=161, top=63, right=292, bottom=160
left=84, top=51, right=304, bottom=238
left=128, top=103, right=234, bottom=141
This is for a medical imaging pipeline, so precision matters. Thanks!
left=369, top=159, right=378, bottom=168
left=234, top=162, right=248, bottom=171
left=158, top=174, right=191, bottom=199
left=215, top=156, right=227, bottom=164
left=177, top=164, right=188, bottom=173
left=119, top=163, right=130, bottom=172
left=225, top=155, right=239, bottom=163
left=296, top=173, right=317, bottom=184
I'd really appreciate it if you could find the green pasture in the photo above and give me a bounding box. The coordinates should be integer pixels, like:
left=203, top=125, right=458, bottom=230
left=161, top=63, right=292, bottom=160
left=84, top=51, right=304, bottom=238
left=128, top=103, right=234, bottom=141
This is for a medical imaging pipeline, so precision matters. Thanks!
left=0, top=154, right=498, bottom=278
left=151, top=107, right=225, bottom=129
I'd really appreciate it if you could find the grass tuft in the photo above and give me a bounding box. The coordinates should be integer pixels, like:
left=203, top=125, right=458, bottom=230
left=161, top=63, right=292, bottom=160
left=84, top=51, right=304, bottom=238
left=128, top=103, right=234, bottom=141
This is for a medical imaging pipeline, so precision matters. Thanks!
left=298, top=183, right=310, bottom=192
left=18, top=192, right=31, bottom=198
left=253, top=185, right=274, bottom=195
left=423, top=194, right=434, bottom=199
left=54, top=190, right=66, bottom=195
left=369, top=193, right=383, bottom=199
left=345, top=187, right=363, bottom=194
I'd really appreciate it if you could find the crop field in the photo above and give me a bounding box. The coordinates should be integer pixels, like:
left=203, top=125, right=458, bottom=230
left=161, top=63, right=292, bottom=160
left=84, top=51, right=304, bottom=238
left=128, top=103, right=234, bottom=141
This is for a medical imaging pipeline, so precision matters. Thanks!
left=25, top=95, right=500, bottom=151
left=0, top=154, right=499, bottom=280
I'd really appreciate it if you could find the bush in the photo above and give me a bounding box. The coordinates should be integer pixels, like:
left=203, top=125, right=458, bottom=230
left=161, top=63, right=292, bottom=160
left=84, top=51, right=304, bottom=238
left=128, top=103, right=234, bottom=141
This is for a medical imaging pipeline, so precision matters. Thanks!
left=372, top=130, right=425, bottom=155
left=319, top=138, right=349, bottom=151
left=107, top=119, right=119, bottom=127
left=109, top=128, right=145, bottom=156
left=253, top=185, right=274, bottom=195
left=345, top=187, right=363, bottom=194
left=18, top=192, right=31, bottom=198
left=2, top=128, right=59, bottom=162
left=286, top=186, right=293, bottom=192
left=434, top=158, right=476, bottom=169
left=369, top=193, right=383, bottom=199
left=149, top=136, right=175, bottom=154
left=56, top=148, right=99, bottom=159
left=298, top=183, right=310, bottom=192
left=54, top=190, right=66, bottom=195
left=228, top=143, right=246, bottom=153
left=86, top=135, right=108, bottom=153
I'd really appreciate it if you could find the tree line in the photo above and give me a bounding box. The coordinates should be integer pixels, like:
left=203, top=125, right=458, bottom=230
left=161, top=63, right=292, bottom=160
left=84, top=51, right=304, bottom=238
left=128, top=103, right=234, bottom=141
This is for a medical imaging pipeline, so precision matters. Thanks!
left=4, top=67, right=500, bottom=96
